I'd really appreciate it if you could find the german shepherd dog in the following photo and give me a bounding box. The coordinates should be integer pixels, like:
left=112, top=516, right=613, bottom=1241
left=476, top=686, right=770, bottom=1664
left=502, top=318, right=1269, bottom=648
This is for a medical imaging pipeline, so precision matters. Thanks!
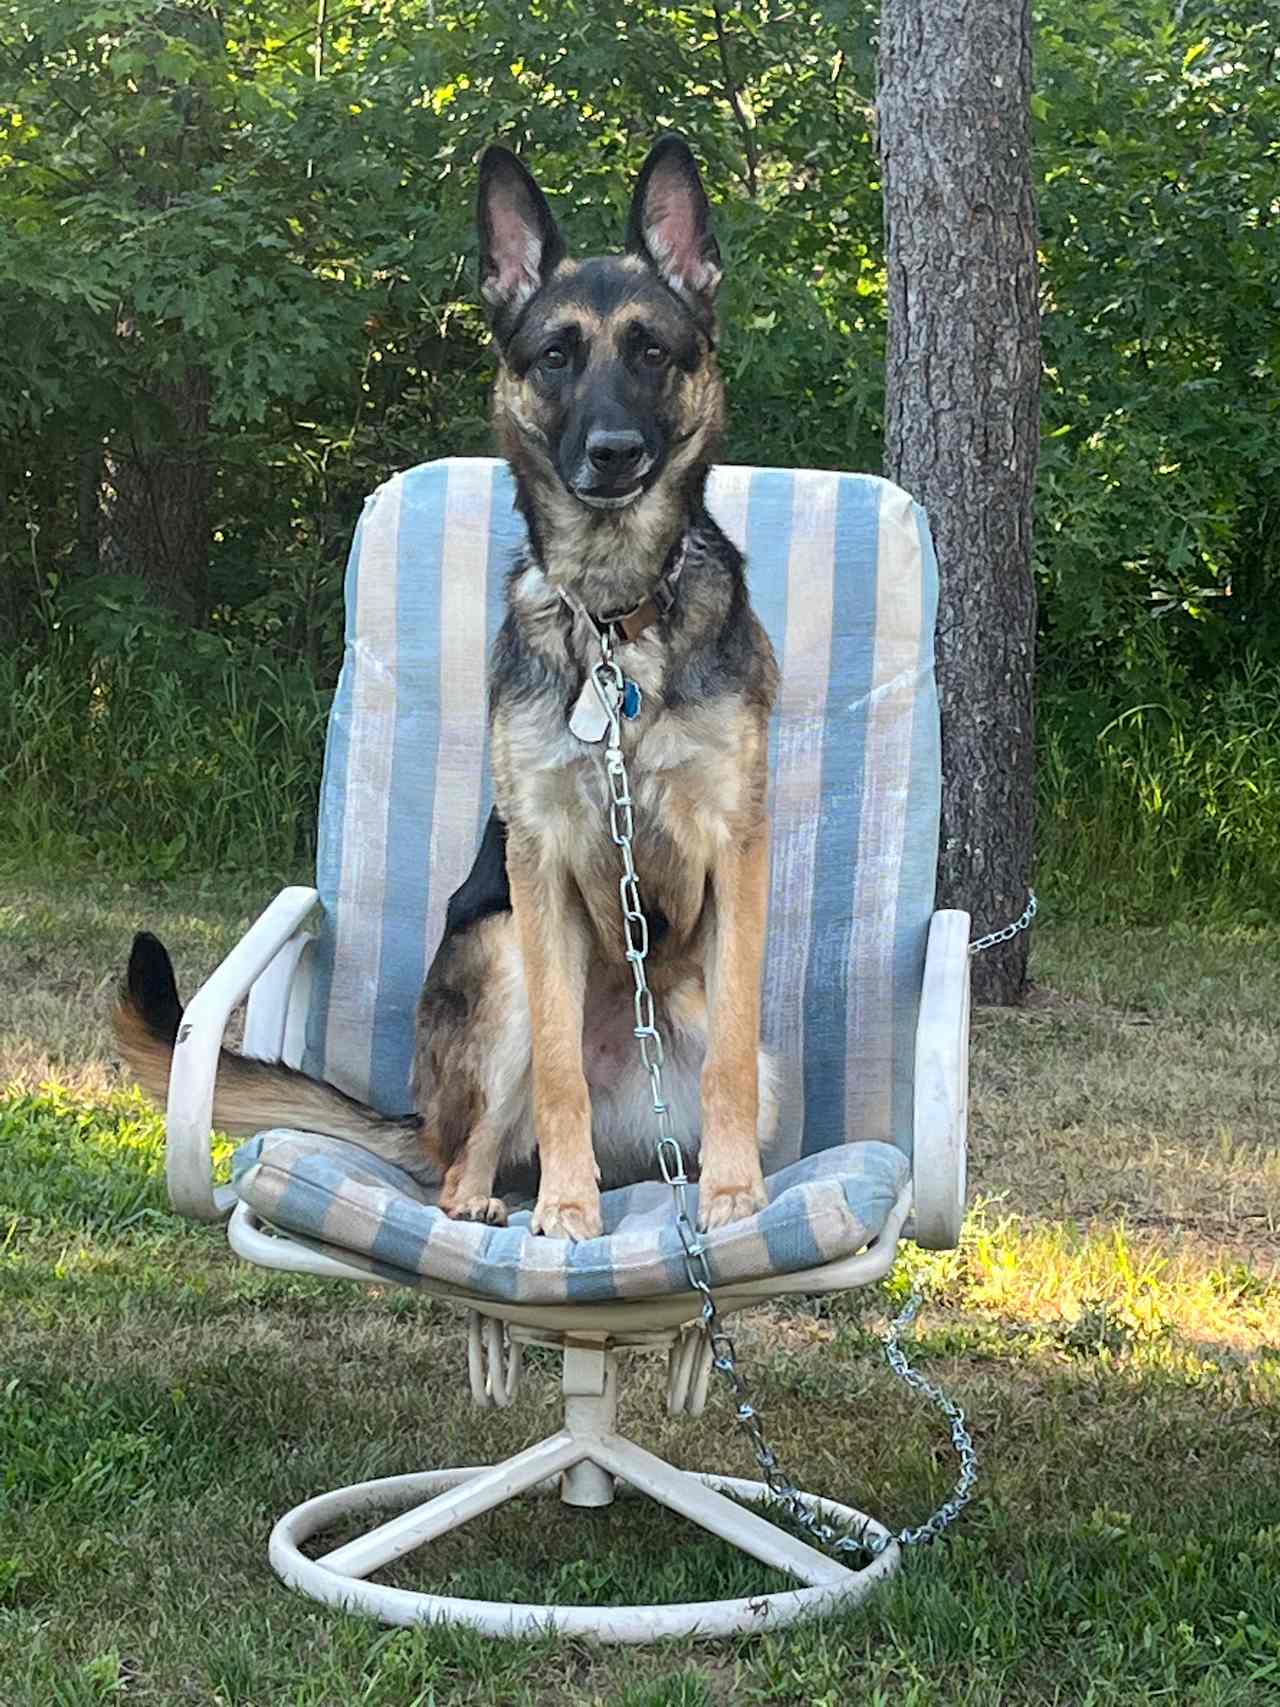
left=116, top=135, right=781, bottom=1241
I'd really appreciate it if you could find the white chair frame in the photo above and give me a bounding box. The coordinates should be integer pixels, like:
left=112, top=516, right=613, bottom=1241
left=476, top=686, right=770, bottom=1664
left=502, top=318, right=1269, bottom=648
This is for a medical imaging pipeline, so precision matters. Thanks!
left=163, top=883, right=970, bottom=1641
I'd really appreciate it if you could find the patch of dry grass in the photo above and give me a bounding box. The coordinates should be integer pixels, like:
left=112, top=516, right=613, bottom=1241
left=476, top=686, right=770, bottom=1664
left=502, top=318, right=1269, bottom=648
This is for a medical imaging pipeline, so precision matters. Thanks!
left=0, top=871, right=267, bottom=1095
left=970, top=926, right=1280, bottom=1253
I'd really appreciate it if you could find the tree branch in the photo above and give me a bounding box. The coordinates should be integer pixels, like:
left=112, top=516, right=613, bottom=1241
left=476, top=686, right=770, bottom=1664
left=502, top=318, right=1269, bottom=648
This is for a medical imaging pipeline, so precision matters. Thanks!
left=711, top=4, right=759, bottom=199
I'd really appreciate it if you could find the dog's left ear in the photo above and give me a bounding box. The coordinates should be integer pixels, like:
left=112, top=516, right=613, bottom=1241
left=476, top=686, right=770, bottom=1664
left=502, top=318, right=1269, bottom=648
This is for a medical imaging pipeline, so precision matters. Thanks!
left=625, top=134, right=722, bottom=316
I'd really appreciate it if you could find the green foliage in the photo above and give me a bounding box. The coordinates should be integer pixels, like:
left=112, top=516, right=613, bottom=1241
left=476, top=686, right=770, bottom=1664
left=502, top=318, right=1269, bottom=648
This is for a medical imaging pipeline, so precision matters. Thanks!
left=0, top=0, right=1276, bottom=909
left=1035, top=0, right=1280, bottom=686
left=0, top=1086, right=166, bottom=1241
left=0, top=0, right=883, bottom=648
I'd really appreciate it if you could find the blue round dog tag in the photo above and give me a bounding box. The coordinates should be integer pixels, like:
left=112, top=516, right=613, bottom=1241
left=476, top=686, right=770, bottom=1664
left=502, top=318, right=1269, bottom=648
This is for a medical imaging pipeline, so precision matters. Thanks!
left=622, top=679, right=642, bottom=719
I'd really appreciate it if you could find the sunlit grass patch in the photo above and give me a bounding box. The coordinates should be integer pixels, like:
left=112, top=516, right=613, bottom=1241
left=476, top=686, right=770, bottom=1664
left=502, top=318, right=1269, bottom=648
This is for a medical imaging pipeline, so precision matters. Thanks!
left=956, top=1211, right=1279, bottom=1352
left=1, top=1085, right=167, bottom=1238
left=0, top=1084, right=236, bottom=1245
left=870, top=1207, right=1280, bottom=1390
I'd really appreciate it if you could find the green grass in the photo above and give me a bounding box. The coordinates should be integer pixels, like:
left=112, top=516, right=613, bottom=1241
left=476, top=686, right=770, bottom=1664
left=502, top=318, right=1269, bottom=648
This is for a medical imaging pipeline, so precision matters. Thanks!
left=0, top=644, right=328, bottom=880
left=1038, top=658, right=1280, bottom=925
left=5, top=640, right=1280, bottom=922
left=2, top=876, right=1279, bottom=1703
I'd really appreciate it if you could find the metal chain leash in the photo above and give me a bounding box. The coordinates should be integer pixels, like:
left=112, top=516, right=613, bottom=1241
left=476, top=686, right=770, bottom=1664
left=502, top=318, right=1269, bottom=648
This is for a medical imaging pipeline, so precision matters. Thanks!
left=970, top=891, right=1037, bottom=956
left=588, top=633, right=991, bottom=1562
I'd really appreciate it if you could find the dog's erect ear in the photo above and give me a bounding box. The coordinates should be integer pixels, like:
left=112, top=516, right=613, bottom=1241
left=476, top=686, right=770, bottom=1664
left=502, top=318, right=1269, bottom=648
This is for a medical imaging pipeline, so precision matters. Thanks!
left=477, top=146, right=567, bottom=331
left=625, top=134, right=722, bottom=314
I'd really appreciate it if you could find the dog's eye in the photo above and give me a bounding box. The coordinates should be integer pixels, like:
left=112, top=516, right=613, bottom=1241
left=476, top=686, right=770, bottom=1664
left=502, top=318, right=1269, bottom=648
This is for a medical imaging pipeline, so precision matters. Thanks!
left=541, top=346, right=568, bottom=371
left=641, top=344, right=668, bottom=368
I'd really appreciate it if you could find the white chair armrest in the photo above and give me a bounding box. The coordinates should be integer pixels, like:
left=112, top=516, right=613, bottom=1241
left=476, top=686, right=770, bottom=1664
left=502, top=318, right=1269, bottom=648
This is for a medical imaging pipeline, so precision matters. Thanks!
left=166, top=885, right=320, bottom=1224
left=244, top=931, right=315, bottom=1065
left=911, top=909, right=971, bottom=1250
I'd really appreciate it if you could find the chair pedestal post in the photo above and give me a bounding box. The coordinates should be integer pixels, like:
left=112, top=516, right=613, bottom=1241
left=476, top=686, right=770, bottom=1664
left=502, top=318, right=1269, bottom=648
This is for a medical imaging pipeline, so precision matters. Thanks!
left=559, top=1337, right=618, bottom=1508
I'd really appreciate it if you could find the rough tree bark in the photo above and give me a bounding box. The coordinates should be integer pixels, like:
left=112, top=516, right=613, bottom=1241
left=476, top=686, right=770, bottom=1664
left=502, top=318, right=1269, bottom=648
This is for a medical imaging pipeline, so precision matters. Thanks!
left=100, top=362, right=213, bottom=624
left=879, top=0, right=1040, bottom=1004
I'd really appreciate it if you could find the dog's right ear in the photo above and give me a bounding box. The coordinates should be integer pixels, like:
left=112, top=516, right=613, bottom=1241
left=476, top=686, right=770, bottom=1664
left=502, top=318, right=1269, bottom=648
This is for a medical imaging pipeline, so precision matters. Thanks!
left=476, top=146, right=567, bottom=334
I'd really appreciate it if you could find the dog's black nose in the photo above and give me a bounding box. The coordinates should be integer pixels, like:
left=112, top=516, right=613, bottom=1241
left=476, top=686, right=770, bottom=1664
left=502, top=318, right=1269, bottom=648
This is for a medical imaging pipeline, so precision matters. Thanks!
left=586, top=429, right=646, bottom=479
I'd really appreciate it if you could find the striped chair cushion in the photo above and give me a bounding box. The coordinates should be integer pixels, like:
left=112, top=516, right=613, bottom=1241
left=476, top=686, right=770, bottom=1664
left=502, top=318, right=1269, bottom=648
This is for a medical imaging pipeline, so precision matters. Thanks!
left=302, top=458, right=940, bottom=1164
left=233, top=1131, right=910, bottom=1304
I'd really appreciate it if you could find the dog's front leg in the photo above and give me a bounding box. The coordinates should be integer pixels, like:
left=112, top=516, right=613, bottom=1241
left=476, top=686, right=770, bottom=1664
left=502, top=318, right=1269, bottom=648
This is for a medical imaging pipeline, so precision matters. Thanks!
left=508, top=845, right=602, bottom=1241
left=699, top=829, right=771, bottom=1231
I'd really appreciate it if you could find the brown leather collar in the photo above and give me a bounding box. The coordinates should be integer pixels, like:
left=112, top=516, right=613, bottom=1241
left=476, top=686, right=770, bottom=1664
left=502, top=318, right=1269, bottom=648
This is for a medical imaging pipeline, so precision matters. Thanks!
left=557, top=536, right=688, bottom=646
left=605, top=588, right=672, bottom=644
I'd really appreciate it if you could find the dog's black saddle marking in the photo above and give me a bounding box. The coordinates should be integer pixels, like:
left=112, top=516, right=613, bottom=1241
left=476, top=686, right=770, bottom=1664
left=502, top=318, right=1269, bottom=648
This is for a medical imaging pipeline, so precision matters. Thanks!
left=444, top=809, right=513, bottom=937
left=443, top=807, right=670, bottom=951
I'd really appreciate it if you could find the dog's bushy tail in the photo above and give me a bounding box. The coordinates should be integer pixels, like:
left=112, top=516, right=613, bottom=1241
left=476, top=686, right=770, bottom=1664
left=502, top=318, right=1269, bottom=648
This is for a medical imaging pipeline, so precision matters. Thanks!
left=114, top=932, right=429, bottom=1173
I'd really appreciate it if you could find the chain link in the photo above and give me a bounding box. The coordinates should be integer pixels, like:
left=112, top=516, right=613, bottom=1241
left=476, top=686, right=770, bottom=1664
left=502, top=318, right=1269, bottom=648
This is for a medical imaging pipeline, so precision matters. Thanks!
left=970, top=890, right=1038, bottom=956
left=589, top=635, right=979, bottom=1562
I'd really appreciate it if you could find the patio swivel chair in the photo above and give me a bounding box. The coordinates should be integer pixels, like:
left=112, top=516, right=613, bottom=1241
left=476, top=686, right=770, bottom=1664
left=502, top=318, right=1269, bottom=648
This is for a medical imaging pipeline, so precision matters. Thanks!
left=158, top=457, right=970, bottom=1642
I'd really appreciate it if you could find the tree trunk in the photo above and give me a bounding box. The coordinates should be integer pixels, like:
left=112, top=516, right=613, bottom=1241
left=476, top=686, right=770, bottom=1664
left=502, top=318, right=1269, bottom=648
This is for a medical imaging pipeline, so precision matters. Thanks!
left=879, top=0, right=1040, bottom=1004
left=97, top=5, right=222, bottom=625
left=100, top=364, right=213, bottom=624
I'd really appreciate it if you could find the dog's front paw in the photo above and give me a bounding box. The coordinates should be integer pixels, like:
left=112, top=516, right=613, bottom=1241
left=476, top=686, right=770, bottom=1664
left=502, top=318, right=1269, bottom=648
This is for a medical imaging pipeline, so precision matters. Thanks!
left=445, top=1196, right=508, bottom=1227
left=530, top=1186, right=603, bottom=1242
left=697, top=1174, right=767, bottom=1232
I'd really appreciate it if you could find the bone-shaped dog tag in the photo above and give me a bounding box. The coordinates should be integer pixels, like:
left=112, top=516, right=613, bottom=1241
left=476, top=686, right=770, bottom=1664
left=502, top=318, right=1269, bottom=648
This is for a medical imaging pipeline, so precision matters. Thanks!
left=569, top=674, right=616, bottom=742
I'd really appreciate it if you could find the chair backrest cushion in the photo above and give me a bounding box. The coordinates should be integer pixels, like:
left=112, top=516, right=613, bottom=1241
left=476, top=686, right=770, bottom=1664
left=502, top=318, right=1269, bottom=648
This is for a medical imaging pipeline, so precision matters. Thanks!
left=302, top=458, right=940, bottom=1162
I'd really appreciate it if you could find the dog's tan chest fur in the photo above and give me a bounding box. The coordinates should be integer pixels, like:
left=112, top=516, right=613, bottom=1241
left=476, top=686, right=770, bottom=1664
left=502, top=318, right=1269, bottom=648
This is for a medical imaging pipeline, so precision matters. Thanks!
left=494, top=686, right=762, bottom=953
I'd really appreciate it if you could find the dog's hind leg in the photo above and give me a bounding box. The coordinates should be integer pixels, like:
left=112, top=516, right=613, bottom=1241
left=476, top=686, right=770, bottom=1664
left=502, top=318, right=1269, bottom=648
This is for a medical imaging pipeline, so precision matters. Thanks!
left=425, top=916, right=532, bottom=1229
left=440, top=1117, right=510, bottom=1226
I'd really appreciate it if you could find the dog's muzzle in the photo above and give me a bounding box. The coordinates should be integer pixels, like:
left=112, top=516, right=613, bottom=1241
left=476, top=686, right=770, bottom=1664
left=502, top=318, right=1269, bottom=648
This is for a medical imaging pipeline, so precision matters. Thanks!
left=571, top=428, right=653, bottom=510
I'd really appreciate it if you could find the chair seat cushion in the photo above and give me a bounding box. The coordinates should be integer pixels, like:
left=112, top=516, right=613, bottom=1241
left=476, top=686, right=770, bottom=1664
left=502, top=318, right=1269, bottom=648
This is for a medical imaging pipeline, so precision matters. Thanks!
left=231, top=1132, right=910, bottom=1304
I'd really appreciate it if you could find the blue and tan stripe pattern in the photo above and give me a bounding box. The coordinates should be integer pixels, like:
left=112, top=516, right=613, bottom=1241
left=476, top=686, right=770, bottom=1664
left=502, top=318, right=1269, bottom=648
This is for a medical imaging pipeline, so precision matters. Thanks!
left=302, top=458, right=940, bottom=1163
left=233, top=1131, right=910, bottom=1303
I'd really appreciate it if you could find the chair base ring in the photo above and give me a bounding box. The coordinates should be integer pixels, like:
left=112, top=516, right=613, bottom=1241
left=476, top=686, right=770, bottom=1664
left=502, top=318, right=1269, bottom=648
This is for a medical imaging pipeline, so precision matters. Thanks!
left=269, top=1465, right=899, bottom=1644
